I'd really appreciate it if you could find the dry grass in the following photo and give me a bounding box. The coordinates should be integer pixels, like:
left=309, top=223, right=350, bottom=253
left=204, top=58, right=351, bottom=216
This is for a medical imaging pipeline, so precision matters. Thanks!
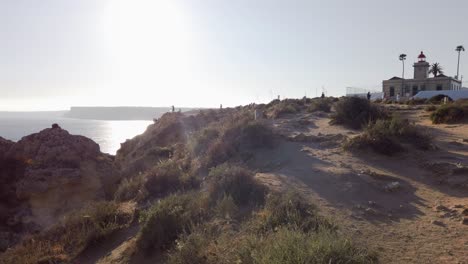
left=0, top=201, right=134, bottom=264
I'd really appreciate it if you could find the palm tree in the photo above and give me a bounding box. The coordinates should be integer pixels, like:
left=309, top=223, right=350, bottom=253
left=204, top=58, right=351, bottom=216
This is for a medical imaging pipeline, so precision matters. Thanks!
left=399, top=54, right=407, bottom=78
left=429, top=63, right=444, bottom=77
left=456, top=45, right=465, bottom=79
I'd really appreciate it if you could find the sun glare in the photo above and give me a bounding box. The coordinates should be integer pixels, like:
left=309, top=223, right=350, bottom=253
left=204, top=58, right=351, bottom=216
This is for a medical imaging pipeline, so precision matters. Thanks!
left=102, top=0, right=192, bottom=105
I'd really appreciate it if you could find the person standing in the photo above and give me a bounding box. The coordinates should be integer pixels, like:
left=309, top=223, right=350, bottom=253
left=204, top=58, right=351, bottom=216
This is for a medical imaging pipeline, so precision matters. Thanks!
left=367, top=91, right=371, bottom=101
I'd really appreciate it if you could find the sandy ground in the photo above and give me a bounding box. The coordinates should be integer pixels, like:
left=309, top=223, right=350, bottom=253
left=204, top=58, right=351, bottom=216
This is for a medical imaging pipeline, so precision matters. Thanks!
left=254, top=107, right=468, bottom=264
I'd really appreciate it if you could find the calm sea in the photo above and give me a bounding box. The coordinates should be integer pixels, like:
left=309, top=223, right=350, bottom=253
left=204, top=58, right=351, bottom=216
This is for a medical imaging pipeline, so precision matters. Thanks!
left=0, top=113, right=152, bottom=154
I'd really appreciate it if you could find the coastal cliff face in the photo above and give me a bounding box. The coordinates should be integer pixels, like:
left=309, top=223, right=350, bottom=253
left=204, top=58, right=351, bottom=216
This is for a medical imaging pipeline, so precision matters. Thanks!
left=115, top=113, right=190, bottom=175
left=0, top=126, right=120, bottom=250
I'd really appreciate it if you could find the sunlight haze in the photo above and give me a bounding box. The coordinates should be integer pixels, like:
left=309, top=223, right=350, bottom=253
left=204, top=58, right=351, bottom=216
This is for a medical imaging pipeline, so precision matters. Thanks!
left=1, top=0, right=468, bottom=110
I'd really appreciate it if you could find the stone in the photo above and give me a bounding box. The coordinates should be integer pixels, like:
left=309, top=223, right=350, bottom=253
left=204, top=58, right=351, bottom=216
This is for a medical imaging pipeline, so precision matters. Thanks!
left=461, top=208, right=468, bottom=216
left=461, top=218, right=468, bottom=225
left=434, top=204, right=449, bottom=212
left=384, top=181, right=401, bottom=192
left=431, top=220, right=444, bottom=226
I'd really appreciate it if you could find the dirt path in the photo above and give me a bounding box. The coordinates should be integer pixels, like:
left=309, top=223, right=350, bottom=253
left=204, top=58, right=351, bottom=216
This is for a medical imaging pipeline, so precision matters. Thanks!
left=255, top=110, right=468, bottom=264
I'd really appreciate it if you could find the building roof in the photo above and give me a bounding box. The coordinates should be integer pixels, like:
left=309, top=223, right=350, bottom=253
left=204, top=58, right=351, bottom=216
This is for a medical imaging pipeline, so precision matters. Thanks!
left=388, top=76, right=403, bottom=80
left=435, top=74, right=448, bottom=78
left=413, top=90, right=468, bottom=100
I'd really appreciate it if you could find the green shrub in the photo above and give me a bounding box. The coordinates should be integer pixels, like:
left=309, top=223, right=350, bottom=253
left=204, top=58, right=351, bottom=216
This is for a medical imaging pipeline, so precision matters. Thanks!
left=189, top=128, right=220, bottom=156
left=266, top=100, right=301, bottom=118
left=344, top=116, right=431, bottom=155
left=254, top=191, right=334, bottom=233
left=247, top=228, right=378, bottom=264
left=1, top=201, right=132, bottom=264
left=114, top=174, right=147, bottom=202
left=137, top=192, right=208, bottom=254
left=331, top=97, right=387, bottom=129
left=406, top=98, right=427, bottom=105
left=207, top=164, right=266, bottom=207
left=168, top=227, right=377, bottom=264
left=144, top=159, right=198, bottom=198
left=214, top=194, right=239, bottom=219
left=428, top=94, right=452, bottom=104
left=430, top=103, right=468, bottom=124
left=425, top=105, right=437, bottom=112
left=307, top=98, right=332, bottom=113
left=203, top=120, right=275, bottom=168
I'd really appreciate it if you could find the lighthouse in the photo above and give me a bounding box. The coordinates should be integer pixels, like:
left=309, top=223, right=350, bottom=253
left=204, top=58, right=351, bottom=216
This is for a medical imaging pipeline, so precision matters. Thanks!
left=413, top=51, right=430, bottom=79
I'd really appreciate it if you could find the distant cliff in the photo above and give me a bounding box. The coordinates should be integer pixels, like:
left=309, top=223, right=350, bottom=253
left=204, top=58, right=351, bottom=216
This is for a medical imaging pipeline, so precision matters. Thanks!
left=64, top=106, right=195, bottom=120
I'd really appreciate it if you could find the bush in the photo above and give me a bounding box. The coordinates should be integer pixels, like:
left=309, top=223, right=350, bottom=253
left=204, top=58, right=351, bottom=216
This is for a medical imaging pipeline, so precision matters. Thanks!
left=254, top=191, right=334, bottom=233
left=266, top=100, right=301, bottom=118
left=207, top=164, right=267, bottom=207
left=425, top=105, right=437, bottom=112
left=167, top=227, right=377, bottom=264
left=203, top=119, right=275, bottom=168
left=189, top=128, right=219, bottom=156
left=246, top=228, right=378, bottom=264
left=331, top=97, right=387, bottom=129
left=114, top=174, right=147, bottom=202
left=406, top=98, right=427, bottom=105
left=430, top=103, right=468, bottom=124
left=144, top=159, right=198, bottom=198
left=137, top=192, right=208, bottom=254
left=307, top=98, right=332, bottom=113
left=344, top=116, right=431, bottom=155
left=428, top=94, right=452, bottom=104
left=1, top=201, right=133, bottom=263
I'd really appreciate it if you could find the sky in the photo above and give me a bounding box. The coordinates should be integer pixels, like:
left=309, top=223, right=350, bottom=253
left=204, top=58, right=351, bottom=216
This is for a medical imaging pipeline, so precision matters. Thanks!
left=1, top=0, right=468, bottom=111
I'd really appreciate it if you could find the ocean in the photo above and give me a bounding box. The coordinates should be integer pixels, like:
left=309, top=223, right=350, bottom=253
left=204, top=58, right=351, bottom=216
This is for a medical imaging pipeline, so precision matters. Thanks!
left=0, top=112, right=153, bottom=154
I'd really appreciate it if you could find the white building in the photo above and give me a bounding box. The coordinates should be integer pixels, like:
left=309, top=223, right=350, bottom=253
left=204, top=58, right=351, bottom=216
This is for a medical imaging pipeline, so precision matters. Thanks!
left=382, top=52, right=462, bottom=99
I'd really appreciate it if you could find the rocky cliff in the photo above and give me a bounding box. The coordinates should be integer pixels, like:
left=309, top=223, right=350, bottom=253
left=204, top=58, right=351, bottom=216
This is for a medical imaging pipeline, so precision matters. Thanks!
left=0, top=125, right=120, bottom=250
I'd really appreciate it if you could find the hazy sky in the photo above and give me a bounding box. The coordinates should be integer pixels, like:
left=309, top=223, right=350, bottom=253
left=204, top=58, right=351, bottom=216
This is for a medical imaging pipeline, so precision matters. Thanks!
left=1, top=0, right=468, bottom=110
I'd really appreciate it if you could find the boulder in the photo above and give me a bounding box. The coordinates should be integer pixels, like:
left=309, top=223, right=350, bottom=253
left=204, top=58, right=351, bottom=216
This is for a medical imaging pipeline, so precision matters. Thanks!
left=4, top=125, right=120, bottom=229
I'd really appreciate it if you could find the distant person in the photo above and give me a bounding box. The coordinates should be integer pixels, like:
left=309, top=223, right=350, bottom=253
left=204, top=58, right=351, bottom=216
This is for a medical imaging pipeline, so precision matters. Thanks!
left=171, top=105, right=175, bottom=112
left=220, top=104, right=223, bottom=109
left=367, top=92, right=371, bottom=101
left=321, top=92, right=325, bottom=98
left=396, top=93, right=400, bottom=102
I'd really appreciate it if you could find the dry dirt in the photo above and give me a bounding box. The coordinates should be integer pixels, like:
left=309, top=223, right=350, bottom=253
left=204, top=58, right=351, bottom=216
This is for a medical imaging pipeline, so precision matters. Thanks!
left=254, top=107, right=468, bottom=264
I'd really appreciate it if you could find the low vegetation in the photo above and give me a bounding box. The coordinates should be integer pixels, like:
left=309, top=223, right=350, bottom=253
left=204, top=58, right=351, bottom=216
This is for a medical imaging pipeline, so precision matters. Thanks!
left=266, top=99, right=302, bottom=118
left=344, top=116, right=432, bottom=155
left=430, top=101, right=468, bottom=124
left=425, top=105, right=437, bottom=112
left=428, top=94, right=452, bottom=104
left=252, top=191, right=334, bottom=233
left=136, top=192, right=208, bottom=254
left=207, top=164, right=266, bottom=207
left=197, top=117, right=275, bottom=169
left=307, top=98, right=333, bottom=113
left=166, top=191, right=377, bottom=264
left=331, top=97, right=387, bottom=129
left=0, top=201, right=133, bottom=264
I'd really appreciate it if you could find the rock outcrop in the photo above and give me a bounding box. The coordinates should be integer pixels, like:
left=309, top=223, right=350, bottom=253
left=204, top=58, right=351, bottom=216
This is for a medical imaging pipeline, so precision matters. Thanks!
left=0, top=126, right=120, bottom=250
